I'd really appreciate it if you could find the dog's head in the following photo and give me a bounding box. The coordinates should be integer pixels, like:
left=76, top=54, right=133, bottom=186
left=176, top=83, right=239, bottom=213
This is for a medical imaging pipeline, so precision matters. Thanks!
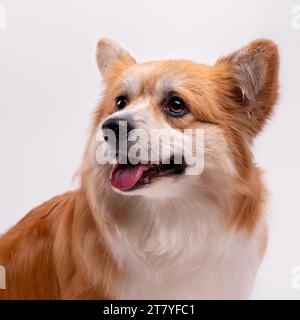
left=86, top=38, right=279, bottom=200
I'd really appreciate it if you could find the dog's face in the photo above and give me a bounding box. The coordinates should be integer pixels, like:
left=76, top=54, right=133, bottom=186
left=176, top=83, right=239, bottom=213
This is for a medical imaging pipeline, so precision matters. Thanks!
left=88, top=38, right=278, bottom=200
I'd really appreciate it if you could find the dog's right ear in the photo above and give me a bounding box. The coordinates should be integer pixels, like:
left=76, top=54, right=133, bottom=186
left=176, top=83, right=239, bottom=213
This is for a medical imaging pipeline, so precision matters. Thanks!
left=96, top=38, right=136, bottom=80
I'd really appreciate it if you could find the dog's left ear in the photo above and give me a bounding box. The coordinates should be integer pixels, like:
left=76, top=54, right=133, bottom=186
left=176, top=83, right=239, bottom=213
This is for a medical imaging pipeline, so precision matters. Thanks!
left=217, top=39, right=279, bottom=136
left=96, top=38, right=136, bottom=80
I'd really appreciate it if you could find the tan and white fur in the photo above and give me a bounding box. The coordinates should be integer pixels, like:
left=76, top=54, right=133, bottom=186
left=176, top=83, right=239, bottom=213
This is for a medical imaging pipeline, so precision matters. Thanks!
left=0, top=38, right=279, bottom=299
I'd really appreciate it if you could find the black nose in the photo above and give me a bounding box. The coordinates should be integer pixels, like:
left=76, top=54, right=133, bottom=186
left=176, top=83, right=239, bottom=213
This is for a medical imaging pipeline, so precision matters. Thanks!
left=102, top=117, right=133, bottom=141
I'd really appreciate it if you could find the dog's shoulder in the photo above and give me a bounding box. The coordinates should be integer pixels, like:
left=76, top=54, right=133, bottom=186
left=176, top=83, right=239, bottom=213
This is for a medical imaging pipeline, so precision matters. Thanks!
left=0, top=191, right=79, bottom=299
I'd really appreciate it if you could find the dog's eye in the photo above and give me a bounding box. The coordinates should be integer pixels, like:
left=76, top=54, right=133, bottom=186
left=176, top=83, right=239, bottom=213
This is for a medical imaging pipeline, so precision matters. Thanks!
left=164, top=96, right=187, bottom=117
left=115, top=96, right=128, bottom=110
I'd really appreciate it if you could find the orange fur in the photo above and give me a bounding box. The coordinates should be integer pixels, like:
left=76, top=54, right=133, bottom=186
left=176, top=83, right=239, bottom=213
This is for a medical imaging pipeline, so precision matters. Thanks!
left=0, top=191, right=118, bottom=299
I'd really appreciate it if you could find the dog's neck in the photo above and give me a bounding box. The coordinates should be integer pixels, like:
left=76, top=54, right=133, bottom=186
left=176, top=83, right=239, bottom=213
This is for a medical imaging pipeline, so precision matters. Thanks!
left=79, top=163, right=264, bottom=299
left=83, top=167, right=237, bottom=268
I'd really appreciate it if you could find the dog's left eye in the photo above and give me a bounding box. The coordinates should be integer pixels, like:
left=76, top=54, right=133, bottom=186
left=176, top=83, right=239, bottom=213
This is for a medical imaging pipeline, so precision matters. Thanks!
left=163, top=96, right=187, bottom=117
left=115, top=96, right=128, bottom=110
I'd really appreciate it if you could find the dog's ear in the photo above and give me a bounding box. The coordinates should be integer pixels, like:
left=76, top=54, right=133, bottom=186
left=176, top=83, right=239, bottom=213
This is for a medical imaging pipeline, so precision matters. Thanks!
left=96, top=38, right=136, bottom=80
left=217, top=39, right=279, bottom=136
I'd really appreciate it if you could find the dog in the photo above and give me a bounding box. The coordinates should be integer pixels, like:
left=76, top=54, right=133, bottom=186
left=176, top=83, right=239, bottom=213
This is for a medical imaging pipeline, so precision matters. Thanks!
left=0, top=38, right=279, bottom=299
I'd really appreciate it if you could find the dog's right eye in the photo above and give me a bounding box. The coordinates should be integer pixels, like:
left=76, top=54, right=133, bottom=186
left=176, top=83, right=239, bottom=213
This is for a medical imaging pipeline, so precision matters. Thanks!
left=115, top=96, right=128, bottom=110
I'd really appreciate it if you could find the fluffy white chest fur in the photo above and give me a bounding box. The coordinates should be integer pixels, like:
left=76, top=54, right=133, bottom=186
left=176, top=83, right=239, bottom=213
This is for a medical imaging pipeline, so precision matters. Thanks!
left=102, top=198, right=264, bottom=300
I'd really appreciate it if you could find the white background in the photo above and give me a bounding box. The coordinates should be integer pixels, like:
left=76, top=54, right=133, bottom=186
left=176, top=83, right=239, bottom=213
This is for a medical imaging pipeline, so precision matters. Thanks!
left=0, top=0, right=300, bottom=299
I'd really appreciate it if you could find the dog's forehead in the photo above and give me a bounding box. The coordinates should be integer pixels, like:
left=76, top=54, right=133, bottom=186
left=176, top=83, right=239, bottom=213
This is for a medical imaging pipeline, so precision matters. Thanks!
left=121, top=62, right=185, bottom=99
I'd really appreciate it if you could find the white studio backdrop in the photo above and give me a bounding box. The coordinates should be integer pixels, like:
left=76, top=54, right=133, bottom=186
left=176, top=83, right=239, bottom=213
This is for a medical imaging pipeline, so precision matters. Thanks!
left=0, top=0, right=300, bottom=299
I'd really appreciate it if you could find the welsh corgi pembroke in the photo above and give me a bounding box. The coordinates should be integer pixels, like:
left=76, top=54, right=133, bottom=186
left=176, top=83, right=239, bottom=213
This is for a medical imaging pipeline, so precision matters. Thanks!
left=0, top=38, right=279, bottom=300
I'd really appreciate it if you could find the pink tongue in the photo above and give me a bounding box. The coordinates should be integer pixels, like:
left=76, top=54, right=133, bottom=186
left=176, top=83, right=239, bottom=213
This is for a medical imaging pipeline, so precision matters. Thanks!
left=110, top=163, right=151, bottom=190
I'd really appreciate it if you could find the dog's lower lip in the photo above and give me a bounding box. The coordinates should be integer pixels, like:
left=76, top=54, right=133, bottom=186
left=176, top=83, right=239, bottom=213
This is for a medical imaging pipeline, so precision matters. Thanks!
left=110, top=159, right=185, bottom=191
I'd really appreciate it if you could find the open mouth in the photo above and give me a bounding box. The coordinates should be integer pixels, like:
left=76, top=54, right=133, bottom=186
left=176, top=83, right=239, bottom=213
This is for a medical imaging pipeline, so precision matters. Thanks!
left=110, top=157, right=186, bottom=191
